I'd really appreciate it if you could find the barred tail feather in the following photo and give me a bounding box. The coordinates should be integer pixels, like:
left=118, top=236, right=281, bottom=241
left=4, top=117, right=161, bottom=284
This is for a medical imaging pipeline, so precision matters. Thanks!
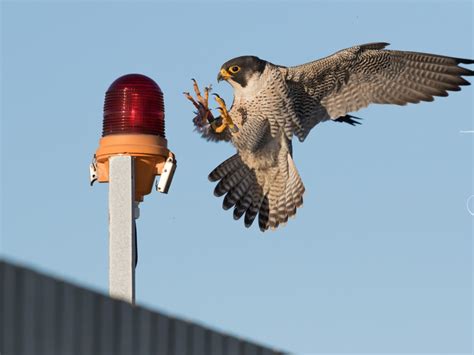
left=266, top=154, right=305, bottom=231
left=244, top=183, right=265, bottom=228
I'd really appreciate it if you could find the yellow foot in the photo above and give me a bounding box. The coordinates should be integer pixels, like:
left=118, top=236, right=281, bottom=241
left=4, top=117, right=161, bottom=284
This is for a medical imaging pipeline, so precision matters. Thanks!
left=213, top=94, right=238, bottom=133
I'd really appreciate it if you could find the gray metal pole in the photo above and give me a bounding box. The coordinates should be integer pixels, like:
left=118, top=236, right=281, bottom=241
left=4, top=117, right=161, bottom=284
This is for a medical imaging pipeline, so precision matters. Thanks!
left=108, top=155, right=136, bottom=304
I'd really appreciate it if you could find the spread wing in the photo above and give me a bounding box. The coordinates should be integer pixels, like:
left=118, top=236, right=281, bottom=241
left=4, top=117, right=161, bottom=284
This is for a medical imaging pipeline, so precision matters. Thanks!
left=284, top=42, right=474, bottom=141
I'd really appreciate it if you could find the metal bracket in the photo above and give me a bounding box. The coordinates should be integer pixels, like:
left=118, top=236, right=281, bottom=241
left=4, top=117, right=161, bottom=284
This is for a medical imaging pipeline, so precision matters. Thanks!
left=90, top=156, right=98, bottom=186
left=156, top=156, right=176, bottom=194
left=133, top=201, right=140, bottom=220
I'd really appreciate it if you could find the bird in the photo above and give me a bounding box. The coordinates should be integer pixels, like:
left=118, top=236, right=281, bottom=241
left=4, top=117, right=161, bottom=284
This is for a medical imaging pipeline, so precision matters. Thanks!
left=184, top=42, right=473, bottom=232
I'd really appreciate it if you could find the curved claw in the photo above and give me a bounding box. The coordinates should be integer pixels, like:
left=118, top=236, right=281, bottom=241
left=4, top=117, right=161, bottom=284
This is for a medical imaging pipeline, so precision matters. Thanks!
left=185, top=78, right=233, bottom=134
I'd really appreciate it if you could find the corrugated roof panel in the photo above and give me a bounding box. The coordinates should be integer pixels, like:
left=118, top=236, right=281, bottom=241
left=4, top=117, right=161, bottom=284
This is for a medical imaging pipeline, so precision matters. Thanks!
left=0, top=261, right=286, bottom=355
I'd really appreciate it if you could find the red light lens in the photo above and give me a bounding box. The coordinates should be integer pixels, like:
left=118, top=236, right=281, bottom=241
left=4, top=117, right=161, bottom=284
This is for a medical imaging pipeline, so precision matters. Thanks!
left=103, top=74, right=165, bottom=137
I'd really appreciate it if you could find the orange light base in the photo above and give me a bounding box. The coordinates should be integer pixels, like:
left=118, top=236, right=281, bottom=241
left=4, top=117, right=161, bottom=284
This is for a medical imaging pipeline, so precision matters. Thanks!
left=95, top=134, right=172, bottom=202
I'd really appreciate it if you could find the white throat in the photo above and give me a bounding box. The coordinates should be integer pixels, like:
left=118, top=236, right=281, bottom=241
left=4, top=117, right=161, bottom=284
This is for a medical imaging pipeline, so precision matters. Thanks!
left=228, top=65, right=269, bottom=100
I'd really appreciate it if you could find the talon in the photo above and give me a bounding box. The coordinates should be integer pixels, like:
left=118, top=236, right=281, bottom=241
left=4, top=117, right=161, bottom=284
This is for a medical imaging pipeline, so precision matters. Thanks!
left=213, top=94, right=228, bottom=111
left=204, top=86, right=209, bottom=103
left=192, top=79, right=208, bottom=108
left=184, top=92, right=201, bottom=111
left=213, top=95, right=237, bottom=132
left=185, top=79, right=236, bottom=133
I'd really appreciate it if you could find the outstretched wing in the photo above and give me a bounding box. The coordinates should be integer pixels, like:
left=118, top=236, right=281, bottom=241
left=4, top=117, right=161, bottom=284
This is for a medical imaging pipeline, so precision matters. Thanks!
left=284, top=42, right=474, bottom=140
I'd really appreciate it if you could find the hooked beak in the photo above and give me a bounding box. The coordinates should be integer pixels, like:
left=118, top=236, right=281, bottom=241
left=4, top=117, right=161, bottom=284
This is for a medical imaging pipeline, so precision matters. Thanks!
left=217, top=68, right=231, bottom=82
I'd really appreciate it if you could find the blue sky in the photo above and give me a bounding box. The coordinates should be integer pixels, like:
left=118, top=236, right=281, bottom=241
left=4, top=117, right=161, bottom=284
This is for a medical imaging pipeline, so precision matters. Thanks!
left=1, top=1, right=473, bottom=353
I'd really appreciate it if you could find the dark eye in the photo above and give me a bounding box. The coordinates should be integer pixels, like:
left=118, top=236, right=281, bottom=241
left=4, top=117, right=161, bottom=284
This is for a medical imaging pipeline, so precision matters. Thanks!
left=229, top=66, right=241, bottom=73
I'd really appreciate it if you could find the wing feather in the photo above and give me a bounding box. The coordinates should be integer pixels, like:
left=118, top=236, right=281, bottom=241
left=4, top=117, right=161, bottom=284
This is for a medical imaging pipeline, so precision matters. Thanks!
left=283, top=43, right=473, bottom=138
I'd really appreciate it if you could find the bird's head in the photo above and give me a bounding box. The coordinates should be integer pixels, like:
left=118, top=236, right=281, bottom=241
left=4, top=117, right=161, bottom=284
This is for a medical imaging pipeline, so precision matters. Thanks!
left=217, top=56, right=266, bottom=89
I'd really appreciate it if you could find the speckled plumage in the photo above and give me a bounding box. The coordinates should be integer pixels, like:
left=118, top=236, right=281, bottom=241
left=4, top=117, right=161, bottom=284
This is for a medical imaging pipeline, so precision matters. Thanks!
left=192, top=42, right=473, bottom=231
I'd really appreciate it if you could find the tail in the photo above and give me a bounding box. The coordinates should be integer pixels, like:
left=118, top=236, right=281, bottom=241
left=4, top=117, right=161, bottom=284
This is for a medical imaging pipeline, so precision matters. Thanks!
left=209, top=153, right=305, bottom=231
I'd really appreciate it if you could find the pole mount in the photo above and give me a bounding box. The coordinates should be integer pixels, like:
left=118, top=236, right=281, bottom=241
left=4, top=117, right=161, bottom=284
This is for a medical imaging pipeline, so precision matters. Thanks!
left=92, top=134, right=175, bottom=201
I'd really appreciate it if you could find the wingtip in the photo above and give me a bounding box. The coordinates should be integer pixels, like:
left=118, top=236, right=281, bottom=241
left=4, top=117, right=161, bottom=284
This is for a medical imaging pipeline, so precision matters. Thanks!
left=461, top=67, right=474, bottom=76
left=361, top=42, right=390, bottom=50
left=455, top=58, right=474, bottom=65
left=208, top=171, right=220, bottom=182
left=334, top=114, right=363, bottom=126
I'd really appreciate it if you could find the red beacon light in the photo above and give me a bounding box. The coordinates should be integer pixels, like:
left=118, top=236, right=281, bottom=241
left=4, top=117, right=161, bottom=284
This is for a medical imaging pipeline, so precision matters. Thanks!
left=91, top=74, right=176, bottom=201
left=102, top=74, right=165, bottom=137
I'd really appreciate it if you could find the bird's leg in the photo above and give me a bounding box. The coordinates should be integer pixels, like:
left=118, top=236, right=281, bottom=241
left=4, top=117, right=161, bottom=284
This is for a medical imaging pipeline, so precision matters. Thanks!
left=213, top=94, right=238, bottom=133
left=184, top=79, right=237, bottom=134
left=183, top=79, right=212, bottom=125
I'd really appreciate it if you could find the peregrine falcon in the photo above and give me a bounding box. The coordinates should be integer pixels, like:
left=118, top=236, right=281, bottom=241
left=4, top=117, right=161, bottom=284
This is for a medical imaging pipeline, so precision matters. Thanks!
left=184, top=42, right=473, bottom=232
